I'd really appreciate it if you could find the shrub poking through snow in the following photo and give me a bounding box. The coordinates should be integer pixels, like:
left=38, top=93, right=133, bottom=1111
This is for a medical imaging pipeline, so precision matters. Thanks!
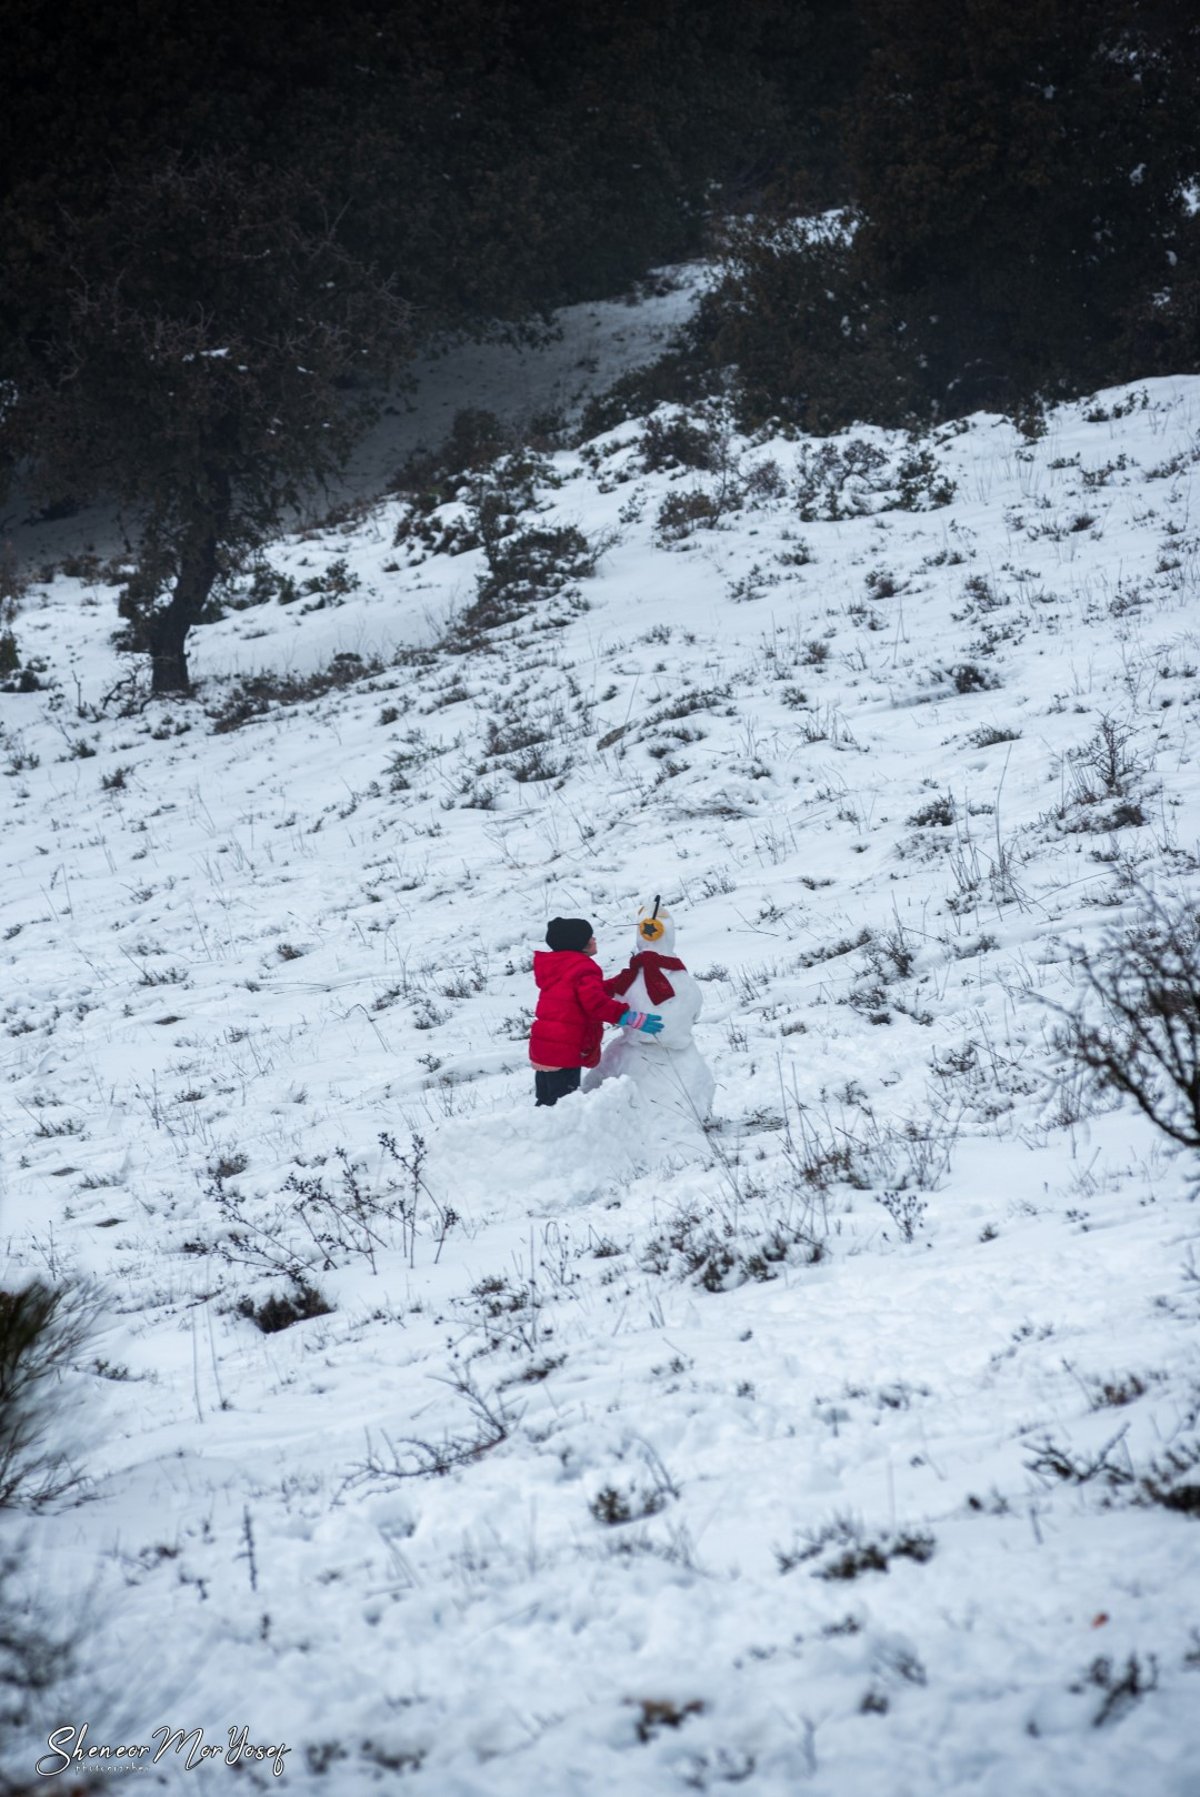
left=446, top=453, right=602, bottom=642
left=792, top=437, right=954, bottom=522
left=654, top=487, right=730, bottom=544
left=471, top=522, right=596, bottom=626
left=945, top=661, right=1000, bottom=695
left=776, top=1516, right=936, bottom=1580
left=629, top=1697, right=706, bottom=1743
left=236, top=1279, right=333, bottom=1334
left=1071, top=1652, right=1159, bottom=1728
left=1058, top=714, right=1149, bottom=831
left=589, top=1479, right=673, bottom=1526
left=207, top=653, right=384, bottom=732
left=642, top=1185, right=826, bottom=1293
left=908, top=792, right=956, bottom=829
left=1025, top=1428, right=1136, bottom=1490
left=969, top=723, right=1021, bottom=747
left=636, top=410, right=720, bottom=473
left=1140, top=1436, right=1200, bottom=1516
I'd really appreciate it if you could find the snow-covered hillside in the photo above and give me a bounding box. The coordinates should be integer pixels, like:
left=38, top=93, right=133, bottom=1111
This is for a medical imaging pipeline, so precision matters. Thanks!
left=3, top=373, right=1200, bottom=1795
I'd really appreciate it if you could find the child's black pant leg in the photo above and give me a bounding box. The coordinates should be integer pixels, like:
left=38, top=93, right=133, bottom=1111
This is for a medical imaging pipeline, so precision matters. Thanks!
left=535, top=1068, right=582, bottom=1106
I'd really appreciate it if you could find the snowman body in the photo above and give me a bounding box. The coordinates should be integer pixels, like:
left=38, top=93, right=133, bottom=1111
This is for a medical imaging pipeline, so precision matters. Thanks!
left=584, top=904, right=715, bottom=1122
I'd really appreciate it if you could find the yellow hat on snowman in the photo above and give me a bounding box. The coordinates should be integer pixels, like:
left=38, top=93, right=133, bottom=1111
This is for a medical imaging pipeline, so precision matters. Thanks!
left=636, top=894, right=676, bottom=953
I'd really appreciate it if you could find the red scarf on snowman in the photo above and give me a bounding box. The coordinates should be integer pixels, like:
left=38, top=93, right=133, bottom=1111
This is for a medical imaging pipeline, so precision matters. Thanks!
left=606, top=951, right=687, bottom=1007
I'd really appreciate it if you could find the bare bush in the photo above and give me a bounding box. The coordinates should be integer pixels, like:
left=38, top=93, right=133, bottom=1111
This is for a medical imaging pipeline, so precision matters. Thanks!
left=343, top=1367, right=516, bottom=1486
left=208, top=1132, right=455, bottom=1283
left=1070, top=715, right=1142, bottom=801
left=1025, top=1426, right=1135, bottom=1491
left=875, top=1190, right=929, bottom=1243
left=1054, top=893, right=1200, bottom=1153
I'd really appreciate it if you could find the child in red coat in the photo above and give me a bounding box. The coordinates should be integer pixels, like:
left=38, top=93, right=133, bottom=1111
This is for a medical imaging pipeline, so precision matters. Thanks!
left=529, top=917, right=663, bottom=1105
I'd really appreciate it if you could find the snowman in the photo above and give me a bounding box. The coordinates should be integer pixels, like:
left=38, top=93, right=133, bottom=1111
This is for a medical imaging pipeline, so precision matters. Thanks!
left=584, top=897, right=715, bottom=1122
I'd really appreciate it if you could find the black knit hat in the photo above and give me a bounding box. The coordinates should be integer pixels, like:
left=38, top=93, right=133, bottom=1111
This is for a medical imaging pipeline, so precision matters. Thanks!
left=546, top=917, right=593, bottom=952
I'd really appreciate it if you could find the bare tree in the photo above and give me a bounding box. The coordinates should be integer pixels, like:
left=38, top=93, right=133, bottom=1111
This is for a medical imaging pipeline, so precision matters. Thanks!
left=1055, top=891, right=1200, bottom=1153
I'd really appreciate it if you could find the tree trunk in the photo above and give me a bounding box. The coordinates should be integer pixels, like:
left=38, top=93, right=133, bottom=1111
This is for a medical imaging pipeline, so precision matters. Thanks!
left=147, top=601, right=193, bottom=694
left=147, top=509, right=222, bottom=695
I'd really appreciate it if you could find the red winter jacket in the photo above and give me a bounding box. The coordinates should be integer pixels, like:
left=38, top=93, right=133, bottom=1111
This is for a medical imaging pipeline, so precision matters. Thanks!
left=529, top=950, right=627, bottom=1069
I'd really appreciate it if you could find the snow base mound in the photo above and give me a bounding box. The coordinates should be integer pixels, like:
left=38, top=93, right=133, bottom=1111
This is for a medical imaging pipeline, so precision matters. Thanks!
left=428, top=1073, right=710, bottom=1216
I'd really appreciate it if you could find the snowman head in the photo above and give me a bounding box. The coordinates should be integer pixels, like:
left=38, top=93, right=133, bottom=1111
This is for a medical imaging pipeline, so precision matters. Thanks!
left=636, top=895, right=676, bottom=954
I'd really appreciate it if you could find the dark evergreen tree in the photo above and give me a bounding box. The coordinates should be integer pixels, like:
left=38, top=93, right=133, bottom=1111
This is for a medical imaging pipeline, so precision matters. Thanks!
left=695, top=1, right=1198, bottom=428
left=850, top=0, right=1200, bottom=406
left=12, top=156, right=408, bottom=692
left=696, top=215, right=917, bottom=433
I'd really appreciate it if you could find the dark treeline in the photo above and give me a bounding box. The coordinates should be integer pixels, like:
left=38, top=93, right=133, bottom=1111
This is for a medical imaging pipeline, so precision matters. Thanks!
left=1, top=0, right=849, bottom=362
left=0, top=0, right=1196, bottom=689
left=696, top=0, right=1200, bottom=432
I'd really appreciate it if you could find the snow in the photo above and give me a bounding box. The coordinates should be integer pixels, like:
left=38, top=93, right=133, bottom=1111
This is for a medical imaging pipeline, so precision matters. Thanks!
left=2, top=349, right=1200, bottom=1793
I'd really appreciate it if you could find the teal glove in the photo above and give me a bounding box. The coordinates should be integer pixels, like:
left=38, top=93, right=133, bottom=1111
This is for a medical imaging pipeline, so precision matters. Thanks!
left=619, top=1009, right=664, bottom=1035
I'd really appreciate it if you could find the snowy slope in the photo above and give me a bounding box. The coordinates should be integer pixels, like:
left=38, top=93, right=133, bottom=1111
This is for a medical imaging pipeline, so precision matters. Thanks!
left=3, top=373, right=1200, bottom=1795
